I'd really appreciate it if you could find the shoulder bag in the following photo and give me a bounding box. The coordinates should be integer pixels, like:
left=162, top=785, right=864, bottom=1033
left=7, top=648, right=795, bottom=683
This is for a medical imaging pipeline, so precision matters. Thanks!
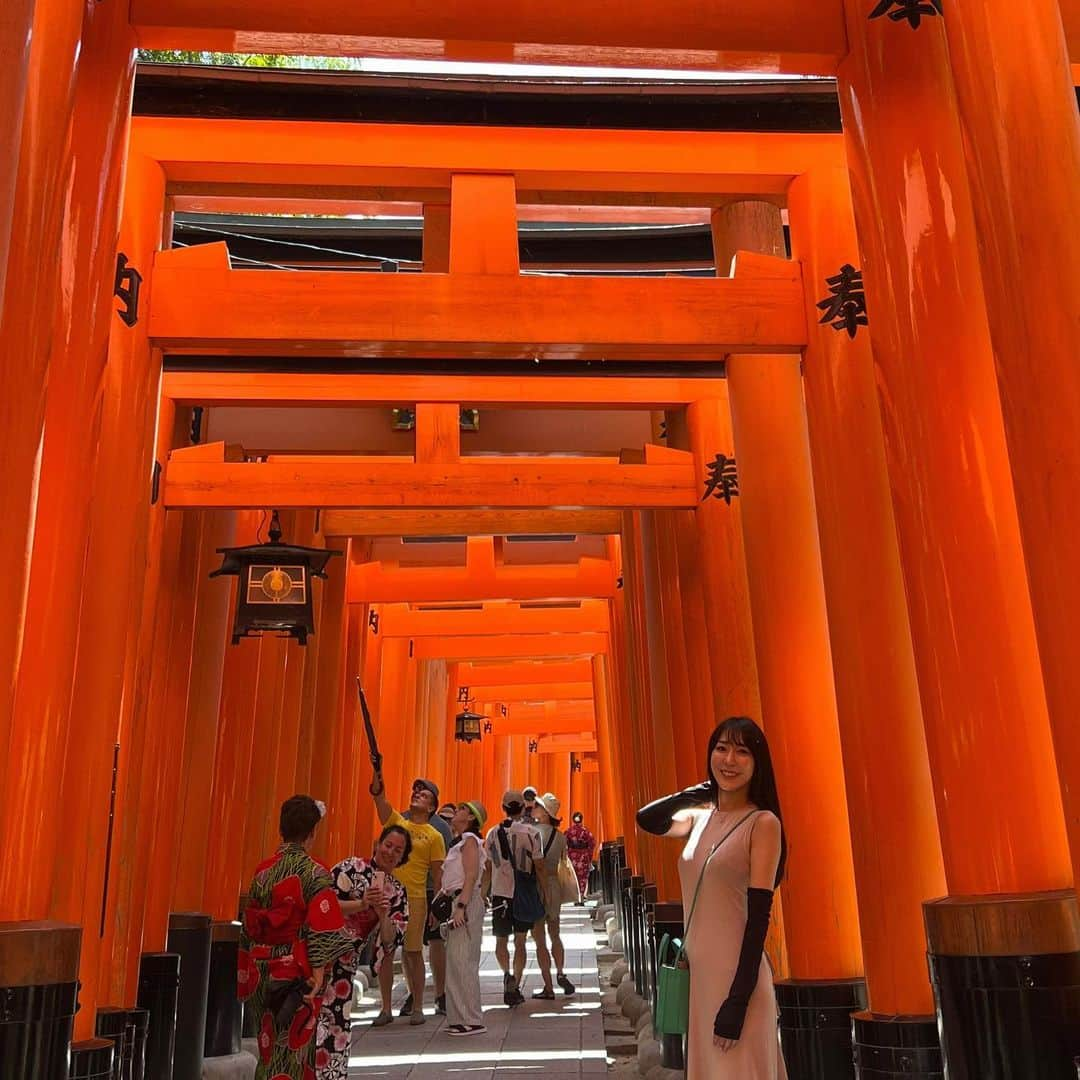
left=507, top=825, right=547, bottom=925
left=654, top=809, right=759, bottom=1037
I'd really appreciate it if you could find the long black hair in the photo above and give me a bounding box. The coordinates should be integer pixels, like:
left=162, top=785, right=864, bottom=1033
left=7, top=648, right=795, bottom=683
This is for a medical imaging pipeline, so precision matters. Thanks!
left=706, top=717, right=787, bottom=886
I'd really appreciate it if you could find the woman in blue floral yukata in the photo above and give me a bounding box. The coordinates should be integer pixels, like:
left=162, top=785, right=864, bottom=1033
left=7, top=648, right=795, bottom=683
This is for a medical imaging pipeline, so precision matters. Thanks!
left=315, top=825, right=412, bottom=1080
left=238, top=795, right=353, bottom=1080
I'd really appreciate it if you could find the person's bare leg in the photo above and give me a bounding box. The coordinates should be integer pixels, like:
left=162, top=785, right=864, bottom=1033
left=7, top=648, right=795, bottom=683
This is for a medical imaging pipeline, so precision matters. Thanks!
left=513, top=931, right=528, bottom=988
left=531, top=922, right=553, bottom=991
left=549, top=921, right=565, bottom=976
left=405, top=950, right=426, bottom=1014
left=429, top=938, right=446, bottom=1000
left=377, top=952, right=395, bottom=1015
left=495, top=935, right=511, bottom=977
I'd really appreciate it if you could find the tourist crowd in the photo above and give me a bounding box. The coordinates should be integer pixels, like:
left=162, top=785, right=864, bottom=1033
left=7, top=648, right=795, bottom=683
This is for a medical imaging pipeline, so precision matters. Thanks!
left=238, top=775, right=596, bottom=1080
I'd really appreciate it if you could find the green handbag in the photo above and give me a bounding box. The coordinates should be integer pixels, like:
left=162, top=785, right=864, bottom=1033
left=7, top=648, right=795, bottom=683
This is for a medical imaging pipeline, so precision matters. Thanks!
left=653, top=809, right=758, bottom=1037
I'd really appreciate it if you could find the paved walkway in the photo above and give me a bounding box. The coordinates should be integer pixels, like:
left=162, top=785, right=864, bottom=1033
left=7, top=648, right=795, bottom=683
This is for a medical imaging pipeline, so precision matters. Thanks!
left=347, top=906, right=607, bottom=1078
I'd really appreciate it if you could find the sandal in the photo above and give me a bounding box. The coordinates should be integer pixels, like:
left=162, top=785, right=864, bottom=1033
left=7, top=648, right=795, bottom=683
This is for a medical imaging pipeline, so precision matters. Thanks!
left=447, top=1024, right=487, bottom=1036
left=371, top=1011, right=393, bottom=1027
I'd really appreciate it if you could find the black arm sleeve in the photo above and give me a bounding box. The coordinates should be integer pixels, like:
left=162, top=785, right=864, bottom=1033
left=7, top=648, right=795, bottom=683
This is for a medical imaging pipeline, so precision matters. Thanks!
left=713, top=887, right=774, bottom=1039
left=634, top=782, right=713, bottom=835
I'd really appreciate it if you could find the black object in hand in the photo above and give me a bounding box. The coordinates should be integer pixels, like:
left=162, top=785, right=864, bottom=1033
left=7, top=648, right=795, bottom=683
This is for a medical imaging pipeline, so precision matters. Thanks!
left=265, top=978, right=311, bottom=1029
left=357, top=679, right=384, bottom=773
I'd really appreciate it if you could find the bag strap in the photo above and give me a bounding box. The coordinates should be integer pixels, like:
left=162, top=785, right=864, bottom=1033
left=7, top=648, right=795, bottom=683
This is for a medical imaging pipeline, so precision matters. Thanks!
left=542, top=826, right=559, bottom=857
left=676, top=810, right=759, bottom=963
left=496, top=824, right=513, bottom=862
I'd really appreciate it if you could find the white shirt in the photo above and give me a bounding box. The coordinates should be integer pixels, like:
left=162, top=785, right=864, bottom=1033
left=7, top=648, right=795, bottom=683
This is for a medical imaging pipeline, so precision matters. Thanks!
left=441, top=832, right=486, bottom=895
left=483, top=819, right=542, bottom=898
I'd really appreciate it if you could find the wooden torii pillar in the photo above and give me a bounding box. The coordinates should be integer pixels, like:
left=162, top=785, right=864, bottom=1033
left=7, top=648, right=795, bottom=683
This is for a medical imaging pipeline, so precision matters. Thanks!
left=838, top=6, right=1080, bottom=1076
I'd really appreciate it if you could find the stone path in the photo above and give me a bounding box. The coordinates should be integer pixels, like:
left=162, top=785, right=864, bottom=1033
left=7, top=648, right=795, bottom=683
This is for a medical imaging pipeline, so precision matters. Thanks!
left=347, top=906, right=607, bottom=1078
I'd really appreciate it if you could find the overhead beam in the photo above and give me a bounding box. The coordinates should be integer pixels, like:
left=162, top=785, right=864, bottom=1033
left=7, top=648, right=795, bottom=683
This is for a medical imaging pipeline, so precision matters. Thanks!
left=491, top=718, right=595, bottom=737
left=350, top=555, right=617, bottom=604
left=490, top=701, right=596, bottom=730
left=465, top=682, right=594, bottom=702
left=460, top=660, right=594, bottom=686
left=164, top=456, right=696, bottom=511
left=412, top=632, right=607, bottom=660
left=161, top=372, right=726, bottom=410
left=321, top=510, right=622, bottom=538
left=129, top=1, right=846, bottom=74
left=536, top=735, right=598, bottom=755
left=149, top=261, right=806, bottom=361
left=131, top=119, right=845, bottom=203
left=377, top=602, right=608, bottom=638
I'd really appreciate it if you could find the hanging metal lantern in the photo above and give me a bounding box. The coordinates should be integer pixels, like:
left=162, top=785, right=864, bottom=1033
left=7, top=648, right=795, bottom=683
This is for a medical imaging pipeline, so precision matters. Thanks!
left=210, top=510, right=339, bottom=645
left=455, top=709, right=484, bottom=744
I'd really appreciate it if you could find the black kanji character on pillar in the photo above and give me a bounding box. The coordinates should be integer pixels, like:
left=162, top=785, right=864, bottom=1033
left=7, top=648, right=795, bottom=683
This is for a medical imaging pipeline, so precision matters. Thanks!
left=869, top=0, right=943, bottom=29
left=702, top=453, right=740, bottom=505
left=817, top=264, right=869, bottom=339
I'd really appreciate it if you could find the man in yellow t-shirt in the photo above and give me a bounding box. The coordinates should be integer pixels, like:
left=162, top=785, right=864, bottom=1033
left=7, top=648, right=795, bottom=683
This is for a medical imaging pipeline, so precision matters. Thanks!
left=371, top=775, right=446, bottom=1025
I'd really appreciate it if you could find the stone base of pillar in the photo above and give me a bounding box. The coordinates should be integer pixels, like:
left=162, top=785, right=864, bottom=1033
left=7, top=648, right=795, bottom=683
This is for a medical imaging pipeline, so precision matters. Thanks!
left=776, top=977, right=867, bottom=1080
left=925, top=891, right=1080, bottom=1080
left=69, top=1037, right=115, bottom=1079
left=0, top=921, right=81, bottom=1080
left=137, top=952, right=181, bottom=1080
left=201, top=1050, right=257, bottom=1079
left=167, top=913, right=213, bottom=1080
left=851, top=1011, right=941, bottom=1078
left=205, top=922, right=242, bottom=1058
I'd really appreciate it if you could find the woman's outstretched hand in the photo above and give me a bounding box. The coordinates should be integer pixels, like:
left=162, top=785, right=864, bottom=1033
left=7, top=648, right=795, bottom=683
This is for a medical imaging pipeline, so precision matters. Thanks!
left=636, top=782, right=714, bottom=836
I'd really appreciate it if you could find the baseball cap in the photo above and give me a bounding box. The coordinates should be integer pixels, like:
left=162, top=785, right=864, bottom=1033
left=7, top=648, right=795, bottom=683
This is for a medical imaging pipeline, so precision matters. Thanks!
left=412, top=778, right=440, bottom=802
left=502, top=788, right=525, bottom=810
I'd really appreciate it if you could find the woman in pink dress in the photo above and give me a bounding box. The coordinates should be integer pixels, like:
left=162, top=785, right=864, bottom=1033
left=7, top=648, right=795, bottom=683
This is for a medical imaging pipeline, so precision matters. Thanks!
left=637, top=716, right=788, bottom=1080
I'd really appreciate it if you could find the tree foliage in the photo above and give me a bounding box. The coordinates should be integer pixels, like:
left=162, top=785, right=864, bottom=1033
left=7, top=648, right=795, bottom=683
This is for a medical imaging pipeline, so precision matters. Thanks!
left=137, top=50, right=358, bottom=69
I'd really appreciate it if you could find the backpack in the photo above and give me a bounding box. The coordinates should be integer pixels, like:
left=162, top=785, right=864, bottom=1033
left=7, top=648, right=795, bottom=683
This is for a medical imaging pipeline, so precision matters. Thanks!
left=500, top=824, right=546, bottom=925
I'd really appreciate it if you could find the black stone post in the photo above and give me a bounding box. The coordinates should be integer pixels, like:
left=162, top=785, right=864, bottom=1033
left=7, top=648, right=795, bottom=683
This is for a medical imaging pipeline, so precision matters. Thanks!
left=599, top=842, right=615, bottom=905
left=628, top=876, right=645, bottom=986
left=204, top=922, right=242, bottom=1058
left=95, top=1007, right=129, bottom=1080
left=69, top=1038, right=115, bottom=1079
left=616, top=865, right=632, bottom=935
left=852, top=1012, right=942, bottom=1078
left=136, top=952, right=180, bottom=1080
left=166, top=913, right=212, bottom=1080
left=0, top=920, right=82, bottom=1080
left=128, top=1008, right=148, bottom=1080
left=776, top=977, right=867, bottom=1080
left=925, top=892, right=1080, bottom=1079
left=641, top=883, right=658, bottom=1007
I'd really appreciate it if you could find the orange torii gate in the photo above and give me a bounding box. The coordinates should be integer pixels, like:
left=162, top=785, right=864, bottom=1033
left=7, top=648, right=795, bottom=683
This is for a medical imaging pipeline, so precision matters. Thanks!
left=126, top=0, right=1080, bottom=79
left=459, top=660, right=595, bottom=687
left=348, top=539, right=619, bottom=605
left=4, top=4, right=1080, bottom=1071
left=375, top=600, right=609, bottom=639
left=489, top=703, right=596, bottom=735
